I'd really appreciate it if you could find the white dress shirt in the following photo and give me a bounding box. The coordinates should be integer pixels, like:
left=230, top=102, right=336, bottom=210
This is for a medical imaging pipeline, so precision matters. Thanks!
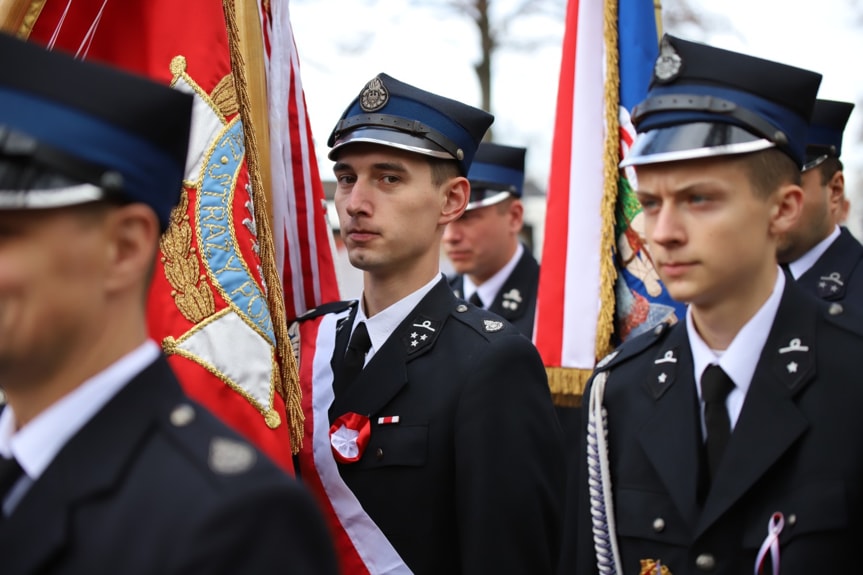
left=0, top=340, right=160, bottom=515
left=462, top=242, right=524, bottom=309
left=789, top=225, right=840, bottom=279
left=351, top=274, right=441, bottom=366
left=687, top=269, right=785, bottom=439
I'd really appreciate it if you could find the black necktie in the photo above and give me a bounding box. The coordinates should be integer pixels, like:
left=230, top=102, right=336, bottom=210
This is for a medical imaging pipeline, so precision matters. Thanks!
left=341, top=322, right=372, bottom=385
left=0, top=456, right=23, bottom=502
left=468, top=292, right=484, bottom=308
left=702, top=365, right=735, bottom=480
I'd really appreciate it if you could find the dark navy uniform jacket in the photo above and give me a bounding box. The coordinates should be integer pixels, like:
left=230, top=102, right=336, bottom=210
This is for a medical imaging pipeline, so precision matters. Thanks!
left=449, top=245, right=540, bottom=338
left=300, top=277, right=565, bottom=574
left=796, top=227, right=863, bottom=313
left=568, top=278, right=863, bottom=575
left=0, top=356, right=337, bottom=575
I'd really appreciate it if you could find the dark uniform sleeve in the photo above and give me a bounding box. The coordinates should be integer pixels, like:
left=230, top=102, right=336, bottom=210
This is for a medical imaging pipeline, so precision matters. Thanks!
left=169, top=479, right=339, bottom=575
left=454, top=332, right=566, bottom=574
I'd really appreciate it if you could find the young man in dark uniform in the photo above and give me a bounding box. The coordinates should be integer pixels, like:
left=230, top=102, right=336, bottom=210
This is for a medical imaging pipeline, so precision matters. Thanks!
left=293, top=74, right=565, bottom=575
left=444, top=142, right=539, bottom=337
left=569, top=35, right=863, bottom=574
left=777, top=99, right=863, bottom=312
left=0, top=33, right=336, bottom=575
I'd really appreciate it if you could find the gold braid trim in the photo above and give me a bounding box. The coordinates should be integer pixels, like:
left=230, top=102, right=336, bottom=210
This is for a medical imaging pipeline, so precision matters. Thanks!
left=223, top=0, right=303, bottom=453
left=548, top=367, right=592, bottom=408
left=596, top=0, right=621, bottom=365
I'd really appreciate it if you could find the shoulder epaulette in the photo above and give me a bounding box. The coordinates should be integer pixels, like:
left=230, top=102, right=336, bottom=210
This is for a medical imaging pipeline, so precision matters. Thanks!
left=159, top=401, right=262, bottom=479
left=449, top=302, right=520, bottom=339
left=295, top=300, right=357, bottom=322
left=594, top=320, right=674, bottom=373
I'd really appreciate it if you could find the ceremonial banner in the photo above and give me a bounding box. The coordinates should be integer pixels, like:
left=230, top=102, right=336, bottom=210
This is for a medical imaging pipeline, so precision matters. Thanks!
left=12, top=0, right=335, bottom=472
left=535, top=0, right=684, bottom=406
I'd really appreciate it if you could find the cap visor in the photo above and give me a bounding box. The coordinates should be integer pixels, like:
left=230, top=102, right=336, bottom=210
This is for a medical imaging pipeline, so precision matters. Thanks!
left=328, top=127, right=454, bottom=161
left=466, top=190, right=513, bottom=211
left=620, top=123, right=775, bottom=168
left=0, top=183, right=106, bottom=209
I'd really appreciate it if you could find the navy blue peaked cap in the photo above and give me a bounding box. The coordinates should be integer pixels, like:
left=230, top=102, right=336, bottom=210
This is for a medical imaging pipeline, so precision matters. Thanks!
left=622, top=35, right=822, bottom=168
left=804, top=99, right=854, bottom=170
left=466, top=143, right=526, bottom=210
left=0, top=32, right=192, bottom=230
left=327, top=73, right=493, bottom=175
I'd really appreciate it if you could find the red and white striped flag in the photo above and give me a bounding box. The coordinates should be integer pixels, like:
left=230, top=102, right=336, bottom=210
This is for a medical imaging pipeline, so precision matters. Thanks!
left=535, top=0, right=614, bottom=406
left=263, top=2, right=341, bottom=322
left=535, top=0, right=680, bottom=405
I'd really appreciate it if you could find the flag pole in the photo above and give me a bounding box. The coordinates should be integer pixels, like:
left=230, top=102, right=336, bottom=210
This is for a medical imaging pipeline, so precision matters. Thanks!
left=232, top=0, right=273, bottom=213
left=0, top=0, right=44, bottom=36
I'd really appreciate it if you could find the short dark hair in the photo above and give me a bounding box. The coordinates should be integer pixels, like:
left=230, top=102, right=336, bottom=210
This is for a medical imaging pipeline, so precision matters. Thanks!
left=428, top=157, right=463, bottom=187
left=817, top=157, right=844, bottom=185
left=737, top=148, right=800, bottom=198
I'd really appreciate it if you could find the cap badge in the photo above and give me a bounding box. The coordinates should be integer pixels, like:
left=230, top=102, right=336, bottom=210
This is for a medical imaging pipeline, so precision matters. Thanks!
left=654, top=37, right=682, bottom=84
left=329, top=412, right=371, bottom=464
left=360, top=76, right=389, bottom=112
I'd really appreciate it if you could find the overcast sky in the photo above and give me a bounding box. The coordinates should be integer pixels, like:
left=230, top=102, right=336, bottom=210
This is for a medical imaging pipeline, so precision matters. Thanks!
left=291, top=0, right=863, bottom=233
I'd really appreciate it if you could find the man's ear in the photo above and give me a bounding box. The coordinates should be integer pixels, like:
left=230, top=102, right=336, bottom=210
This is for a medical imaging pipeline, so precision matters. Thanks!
left=770, top=183, right=804, bottom=237
left=104, top=204, right=160, bottom=294
left=827, top=169, right=846, bottom=213
left=439, top=176, right=470, bottom=226
left=508, top=199, right=525, bottom=233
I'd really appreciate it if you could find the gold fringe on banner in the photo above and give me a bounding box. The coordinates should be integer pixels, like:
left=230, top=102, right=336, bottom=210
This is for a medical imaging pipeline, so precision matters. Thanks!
left=223, top=0, right=304, bottom=454
left=548, top=367, right=594, bottom=408
left=596, top=0, right=621, bottom=364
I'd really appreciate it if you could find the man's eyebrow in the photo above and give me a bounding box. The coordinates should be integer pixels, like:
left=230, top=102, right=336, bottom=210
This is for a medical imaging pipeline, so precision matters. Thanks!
left=371, top=161, right=407, bottom=172
left=332, top=161, right=407, bottom=173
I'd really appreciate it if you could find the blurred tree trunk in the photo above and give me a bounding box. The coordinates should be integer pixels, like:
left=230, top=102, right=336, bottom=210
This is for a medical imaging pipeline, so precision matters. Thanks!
left=415, top=0, right=564, bottom=141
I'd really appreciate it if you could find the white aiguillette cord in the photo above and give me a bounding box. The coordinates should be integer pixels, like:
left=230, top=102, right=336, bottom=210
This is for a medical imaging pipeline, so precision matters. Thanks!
left=587, top=370, right=623, bottom=575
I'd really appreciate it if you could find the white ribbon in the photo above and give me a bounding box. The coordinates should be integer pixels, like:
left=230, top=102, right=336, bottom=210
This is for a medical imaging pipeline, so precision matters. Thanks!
left=754, top=512, right=785, bottom=575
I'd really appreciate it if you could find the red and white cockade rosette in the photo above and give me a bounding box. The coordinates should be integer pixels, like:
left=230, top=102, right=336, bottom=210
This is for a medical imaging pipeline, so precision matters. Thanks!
left=329, top=412, right=371, bottom=463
